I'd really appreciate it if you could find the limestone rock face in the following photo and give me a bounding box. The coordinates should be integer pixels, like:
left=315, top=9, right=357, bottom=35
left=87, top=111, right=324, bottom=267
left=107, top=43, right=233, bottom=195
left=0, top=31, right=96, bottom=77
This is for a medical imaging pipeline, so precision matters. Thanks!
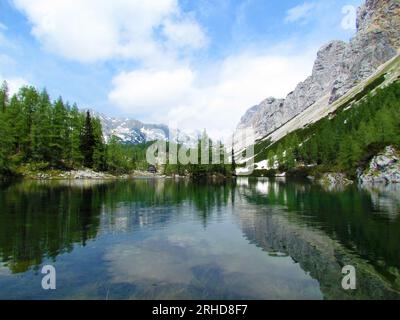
left=359, top=146, right=400, bottom=184
left=237, top=0, right=400, bottom=141
left=357, top=0, right=400, bottom=49
left=237, top=97, right=285, bottom=139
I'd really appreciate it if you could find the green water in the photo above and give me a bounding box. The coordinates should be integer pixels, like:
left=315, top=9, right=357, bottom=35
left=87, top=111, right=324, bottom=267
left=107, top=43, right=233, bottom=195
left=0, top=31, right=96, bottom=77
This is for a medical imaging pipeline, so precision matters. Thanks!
left=0, top=177, right=399, bottom=300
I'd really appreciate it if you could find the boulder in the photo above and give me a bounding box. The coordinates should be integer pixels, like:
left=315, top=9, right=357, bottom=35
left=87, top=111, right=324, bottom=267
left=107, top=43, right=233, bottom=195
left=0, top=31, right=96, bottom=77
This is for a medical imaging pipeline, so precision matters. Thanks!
left=359, top=146, right=400, bottom=184
left=318, top=173, right=354, bottom=191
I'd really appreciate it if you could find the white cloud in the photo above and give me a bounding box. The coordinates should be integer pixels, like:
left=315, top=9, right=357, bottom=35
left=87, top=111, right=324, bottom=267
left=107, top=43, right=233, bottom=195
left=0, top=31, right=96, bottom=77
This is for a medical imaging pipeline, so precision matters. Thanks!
left=341, top=5, right=357, bottom=30
left=109, top=47, right=316, bottom=139
left=0, top=75, right=29, bottom=95
left=12, top=0, right=207, bottom=64
left=285, top=2, right=316, bottom=24
left=109, top=68, right=195, bottom=113
left=11, top=0, right=332, bottom=140
left=163, top=18, right=209, bottom=50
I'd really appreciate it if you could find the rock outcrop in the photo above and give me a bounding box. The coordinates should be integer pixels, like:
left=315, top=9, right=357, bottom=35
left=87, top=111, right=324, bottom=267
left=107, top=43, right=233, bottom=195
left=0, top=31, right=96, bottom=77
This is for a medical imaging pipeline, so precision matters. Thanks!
left=237, top=97, right=285, bottom=139
left=318, top=173, right=354, bottom=191
left=359, top=146, right=400, bottom=184
left=237, top=0, right=400, bottom=141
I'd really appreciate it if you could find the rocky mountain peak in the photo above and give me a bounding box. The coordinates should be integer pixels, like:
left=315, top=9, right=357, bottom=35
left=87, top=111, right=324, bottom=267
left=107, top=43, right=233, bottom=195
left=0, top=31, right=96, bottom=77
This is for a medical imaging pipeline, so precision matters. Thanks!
left=236, top=0, right=400, bottom=141
left=93, top=111, right=199, bottom=146
left=262, top=97, right=280, bottom=104
left=313, top=41, right=347, bottom=74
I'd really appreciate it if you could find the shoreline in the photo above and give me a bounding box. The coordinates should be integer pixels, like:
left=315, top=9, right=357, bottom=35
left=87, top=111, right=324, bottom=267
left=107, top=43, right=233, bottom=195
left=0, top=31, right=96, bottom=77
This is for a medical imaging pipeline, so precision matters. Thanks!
left=0, top=169, right=167, bottom=181
left=0, top=169, right=234, bottom=182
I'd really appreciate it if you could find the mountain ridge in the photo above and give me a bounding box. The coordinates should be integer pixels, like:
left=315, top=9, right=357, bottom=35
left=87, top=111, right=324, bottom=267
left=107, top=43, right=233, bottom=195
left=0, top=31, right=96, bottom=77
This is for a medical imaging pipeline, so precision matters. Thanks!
left=236, top=0, right=400, bottom=142
left=92, top=111, right=200, bottom=146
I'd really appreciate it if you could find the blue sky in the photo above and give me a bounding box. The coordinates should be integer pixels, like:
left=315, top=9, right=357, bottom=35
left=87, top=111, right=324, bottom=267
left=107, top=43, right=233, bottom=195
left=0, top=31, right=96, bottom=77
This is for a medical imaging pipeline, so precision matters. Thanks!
left=0, top=0, right=362, bottom=137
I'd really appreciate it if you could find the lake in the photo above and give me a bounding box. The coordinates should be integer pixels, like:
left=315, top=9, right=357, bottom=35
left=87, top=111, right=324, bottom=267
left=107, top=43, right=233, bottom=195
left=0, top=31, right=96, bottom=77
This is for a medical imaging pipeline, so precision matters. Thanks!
left=0, top=177, right=399, bottom=300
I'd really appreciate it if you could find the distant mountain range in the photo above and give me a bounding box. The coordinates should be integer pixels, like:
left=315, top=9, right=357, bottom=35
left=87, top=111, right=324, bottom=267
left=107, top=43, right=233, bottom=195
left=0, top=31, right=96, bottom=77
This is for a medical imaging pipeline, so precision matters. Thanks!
left=92, top=111, right=200, bottom=146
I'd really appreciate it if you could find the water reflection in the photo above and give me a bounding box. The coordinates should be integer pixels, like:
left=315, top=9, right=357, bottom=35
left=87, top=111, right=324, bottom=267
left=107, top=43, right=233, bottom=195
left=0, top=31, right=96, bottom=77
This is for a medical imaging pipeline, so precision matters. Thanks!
left=236, top=178, right=400, bottom=298
left=0, top=181, right=102, bottom=273
left=0, top=179, right=234, bottom=274
left=0, top=178, right=399, bottom=299
left=360, top=183, right=400, bottom=217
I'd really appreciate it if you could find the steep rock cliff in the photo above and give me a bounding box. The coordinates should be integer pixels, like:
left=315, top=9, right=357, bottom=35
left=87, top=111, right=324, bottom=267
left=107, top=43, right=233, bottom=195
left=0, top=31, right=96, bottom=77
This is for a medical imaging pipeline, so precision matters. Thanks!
left=237, top=0, right=400, bottom=141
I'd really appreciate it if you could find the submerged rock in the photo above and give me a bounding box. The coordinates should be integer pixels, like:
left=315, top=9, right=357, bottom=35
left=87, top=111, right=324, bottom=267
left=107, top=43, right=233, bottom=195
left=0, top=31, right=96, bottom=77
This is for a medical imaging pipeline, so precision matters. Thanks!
left=359, top=146, right=400, bottom=184
left=318, top=173, right=354, bottom=191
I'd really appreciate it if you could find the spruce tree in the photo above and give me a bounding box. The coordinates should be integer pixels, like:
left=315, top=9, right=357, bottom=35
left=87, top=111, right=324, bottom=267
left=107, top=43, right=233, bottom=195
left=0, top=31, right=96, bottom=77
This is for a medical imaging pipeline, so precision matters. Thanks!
left=80, top=111, right=95, bottom=168
left=70, top=104, right=84, bottom=167
left=50, top=97, right=68, bottom=166
left=31, top=89, right=52, bottom=163
left=0, top=81, right=9, bottom=113
left=0, top=111, right=12, bottom=171
left=19, top=86, right=40, bottom=160
left=231, top=135, right=236, bottom=175
left=285, top=148, right=296, bottom=170
left=92, top=117, right=107, bottom=171
left=6, top=95, right=23, bottom=157
left=0, top=82, right=10, bottom=170
left=231, top=146, right=236, bottom=175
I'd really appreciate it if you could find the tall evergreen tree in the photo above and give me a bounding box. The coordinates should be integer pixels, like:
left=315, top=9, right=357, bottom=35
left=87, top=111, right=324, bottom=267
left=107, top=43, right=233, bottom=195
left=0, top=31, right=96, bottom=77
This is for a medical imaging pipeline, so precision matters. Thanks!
left=0, top=82, right=11, bottom=170
left=231, top=146, right=236, bottom=175
left=18, top=86, right=40, bottom=160
left=92, top=117, right=107, bottom=171
left=69, top=104, right=84, bottom=167
left=31, top=89, right=52, bottom=163
left=80, top=111, right=95, bottom=168
left=0, top=111, right=12, bottom=171
left=6, top=95, right=23, bottom=158
left=231, top=134, right=237, bottom=175
left=0, top=81, right=9, bottom=113
left=50, top=97, right=68, bottom=166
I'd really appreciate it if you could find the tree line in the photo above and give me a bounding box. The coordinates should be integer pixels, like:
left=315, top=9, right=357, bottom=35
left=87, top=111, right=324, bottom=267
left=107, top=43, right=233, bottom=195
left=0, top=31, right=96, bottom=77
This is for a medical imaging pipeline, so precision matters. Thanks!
left=0, top=82, right=146, bottom=175
left=0, top=81, right=235, bottom=177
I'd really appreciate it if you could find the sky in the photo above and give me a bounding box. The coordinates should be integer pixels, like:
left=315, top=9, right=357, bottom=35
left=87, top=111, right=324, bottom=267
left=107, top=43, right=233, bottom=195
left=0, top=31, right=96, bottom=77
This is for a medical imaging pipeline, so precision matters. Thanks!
left=0, top=0, right=362, bottom=138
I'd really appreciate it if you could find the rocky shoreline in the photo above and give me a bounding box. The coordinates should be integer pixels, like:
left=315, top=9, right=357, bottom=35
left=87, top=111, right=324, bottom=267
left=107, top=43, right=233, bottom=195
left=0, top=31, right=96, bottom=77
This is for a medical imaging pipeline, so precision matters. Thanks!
left=249, top=146, right=400, bottom=189
left=314, top=146, right=400, bottom=188
left=3, top=146, right=400, bottom=185
left=358, top=146, right=400, bottom=185
left=0, top=168, right=167, bottom=181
